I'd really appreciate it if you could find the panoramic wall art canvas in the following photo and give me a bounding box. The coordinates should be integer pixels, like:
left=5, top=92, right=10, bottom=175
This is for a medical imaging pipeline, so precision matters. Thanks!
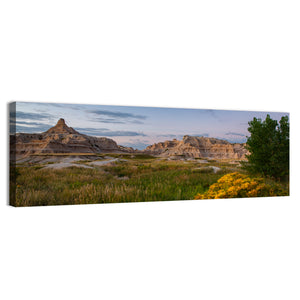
left=9, top=101, right=290, bottom=207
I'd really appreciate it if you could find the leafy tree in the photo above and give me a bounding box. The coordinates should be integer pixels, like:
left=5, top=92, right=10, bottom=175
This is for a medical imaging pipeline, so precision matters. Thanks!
left=243, top=114, right=289, bottom=180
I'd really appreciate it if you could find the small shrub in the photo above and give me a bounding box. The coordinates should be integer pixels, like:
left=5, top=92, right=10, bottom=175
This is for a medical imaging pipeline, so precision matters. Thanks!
left=192, top=167, right=214, bottom=174
left=10, top=165, right=20, bottom=182
left=194, top=172, right=288, bottom=199
left=69, top=181, right=85, bottom=189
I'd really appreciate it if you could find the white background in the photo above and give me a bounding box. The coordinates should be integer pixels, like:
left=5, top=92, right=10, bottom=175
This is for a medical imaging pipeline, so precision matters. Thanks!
left=0, top=1, right=299, bottom=299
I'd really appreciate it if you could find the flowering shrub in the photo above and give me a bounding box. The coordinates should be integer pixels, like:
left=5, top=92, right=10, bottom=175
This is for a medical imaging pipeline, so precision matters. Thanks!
left=194, top=172, right=287, bottom=199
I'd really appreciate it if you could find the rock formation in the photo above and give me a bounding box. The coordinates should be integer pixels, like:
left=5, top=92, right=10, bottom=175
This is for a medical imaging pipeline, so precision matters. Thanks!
left=44, top=118, right=79, bottom=135
left=144, top=135, right=248, bottom=160
left=10, top=119, right=248, bottom=161
left=10, top=118, right=134, bottom=159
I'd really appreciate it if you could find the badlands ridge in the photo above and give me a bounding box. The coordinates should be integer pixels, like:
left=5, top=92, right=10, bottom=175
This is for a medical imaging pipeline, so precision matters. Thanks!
left=11, top=118, right=248, bottom=160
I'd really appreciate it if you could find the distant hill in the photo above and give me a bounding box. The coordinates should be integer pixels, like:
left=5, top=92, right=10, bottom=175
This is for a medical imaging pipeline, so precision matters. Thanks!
left=143, top=135, right=248, bottom=160
left=10, top=118, right=134, bottom=159
left=10, top=118, right=248, bottom=160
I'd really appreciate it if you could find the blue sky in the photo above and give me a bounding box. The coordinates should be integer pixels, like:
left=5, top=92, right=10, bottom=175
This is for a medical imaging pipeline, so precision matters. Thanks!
left=11, top=102, right=289, bottom=150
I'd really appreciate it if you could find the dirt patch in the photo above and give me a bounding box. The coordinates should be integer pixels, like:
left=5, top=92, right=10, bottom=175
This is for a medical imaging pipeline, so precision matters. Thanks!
left=193, top=166, right=221, bottom=173
left=43, top=162, right=94, bottom=169
left=88, top=158, right=119, bottom=166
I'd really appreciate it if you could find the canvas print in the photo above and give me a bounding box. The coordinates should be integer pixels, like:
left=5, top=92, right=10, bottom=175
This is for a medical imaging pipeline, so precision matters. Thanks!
left=9, top=102, right=289, bottom=206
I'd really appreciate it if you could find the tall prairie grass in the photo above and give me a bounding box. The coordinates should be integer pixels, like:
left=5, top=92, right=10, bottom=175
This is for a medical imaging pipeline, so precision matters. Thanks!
left=11, top=159, right=228, bottom=206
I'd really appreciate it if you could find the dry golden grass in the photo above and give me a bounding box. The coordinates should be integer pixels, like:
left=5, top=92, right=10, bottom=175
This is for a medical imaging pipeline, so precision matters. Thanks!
left=11, top=158, right=228, bottom=206
left=10, top=157, right=288, bottom=206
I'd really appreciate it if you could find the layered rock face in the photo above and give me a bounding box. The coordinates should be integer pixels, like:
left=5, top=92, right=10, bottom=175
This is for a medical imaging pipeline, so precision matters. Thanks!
left=144, top=135, right=248, bottom=160
left=10, top=119, right=248, bottom=160
left=11, top=118, right=134, bottom=159
left=44, top=118, right=79, bottom=135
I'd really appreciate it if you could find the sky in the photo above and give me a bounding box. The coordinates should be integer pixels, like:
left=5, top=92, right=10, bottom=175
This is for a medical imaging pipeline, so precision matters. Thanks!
left=10, top=102, right=289, bottom=150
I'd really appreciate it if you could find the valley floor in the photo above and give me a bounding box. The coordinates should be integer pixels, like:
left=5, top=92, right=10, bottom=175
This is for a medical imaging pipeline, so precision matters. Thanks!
left=9, top=153, right=288, bottom=206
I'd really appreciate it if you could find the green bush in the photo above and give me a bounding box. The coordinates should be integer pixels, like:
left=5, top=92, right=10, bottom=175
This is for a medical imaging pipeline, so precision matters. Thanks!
left=195, top=172, right=288, bottom=199
left=243, top=114, right=289, bottom=180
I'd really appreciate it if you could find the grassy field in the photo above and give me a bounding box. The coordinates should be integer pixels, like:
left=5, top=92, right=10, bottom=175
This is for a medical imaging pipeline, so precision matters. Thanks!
left=10, top=154, right=240, bottom=206
left=10, top=154, right=288, bottom=206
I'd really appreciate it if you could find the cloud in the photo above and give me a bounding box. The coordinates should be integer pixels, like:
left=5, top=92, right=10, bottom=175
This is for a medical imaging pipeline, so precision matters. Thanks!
left=32, top=102, right=64, bottom=108
left=14, top=124, right=52, bottom=133
left=155, top=133, right=209, bottom=140
left=29, top=102, right=82, bottom=110
left=200, top=109, right=223, bottom=122
left=90, top=110, right=146, bottom=119
left=129, top=120, right=145, bottom=124
left=120, top=138, right=151, bottom=150
left=223, top=133, right=247, bottom=143
left=225, top=132, right=245, bottom=137
left=10, top=111, right=53, bottom=122
left=121, top=141, right=150, bottom=150
left=94, top=119, right=144, bottom=124
left=88, top=109, right=147, bottom=124
left=74, top=127, right=147, bottom=137
left=10, top=118, right=54, bottom=133
left=11, top=120, right=52, bottom=127
left=157, top=134, right=178, bottom=138
left=99, top=131, right=147, bottom=137
left=73, top=127, right=110, bottom=133
left=94, top=119, right=126, bottom=124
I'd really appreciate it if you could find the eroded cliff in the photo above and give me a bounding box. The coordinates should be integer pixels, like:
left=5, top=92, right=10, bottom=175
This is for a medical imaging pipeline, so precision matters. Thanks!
left=144, top=135, right=248, bottom=159
left=10, top=118, right=134, bottom=158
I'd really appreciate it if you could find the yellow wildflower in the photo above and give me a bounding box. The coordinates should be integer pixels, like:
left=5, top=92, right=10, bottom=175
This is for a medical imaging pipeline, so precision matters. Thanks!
left=194, top=172, right=288, bottom=200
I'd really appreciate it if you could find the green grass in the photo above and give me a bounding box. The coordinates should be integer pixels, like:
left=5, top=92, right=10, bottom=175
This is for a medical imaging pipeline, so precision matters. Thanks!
left=104, top=153, right=156, bottom=159
left=10, top=158, right=232, bottom=206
